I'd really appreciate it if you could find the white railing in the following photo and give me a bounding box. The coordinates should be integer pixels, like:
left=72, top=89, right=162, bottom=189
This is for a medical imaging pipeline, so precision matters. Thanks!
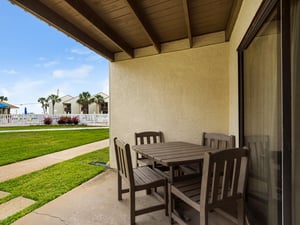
left=0, top=114, right=109, bottom=127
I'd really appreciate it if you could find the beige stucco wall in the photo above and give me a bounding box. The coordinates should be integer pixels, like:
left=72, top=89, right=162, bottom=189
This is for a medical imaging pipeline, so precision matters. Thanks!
left=228, top=0, right=263, bottom=144
left=109, top=0, right=264, bottom=168
left=109, top=43, right=229, bottom=168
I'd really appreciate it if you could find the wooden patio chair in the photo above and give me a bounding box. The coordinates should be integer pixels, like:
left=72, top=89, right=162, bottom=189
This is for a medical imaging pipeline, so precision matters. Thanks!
left=180, top=132, right=236, bottom=174
left=114, top=137, right=168, bottom=225
left=202, top=132, right=236, bottom=149
left=135, top=131, right=164, bottom=167
left=169, top=148, right=249, bottom=225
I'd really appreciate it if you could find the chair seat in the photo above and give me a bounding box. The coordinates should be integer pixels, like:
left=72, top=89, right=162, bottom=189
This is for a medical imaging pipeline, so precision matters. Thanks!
left=172, top=176, right=242, bottom=209
left=134, top=166, right=167, bottom=191
left=172, top=176, right=202, bottom=209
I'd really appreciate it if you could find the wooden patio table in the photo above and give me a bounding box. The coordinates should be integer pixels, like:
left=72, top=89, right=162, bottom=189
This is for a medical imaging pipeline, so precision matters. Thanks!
left=132, top=141, right=219, bottom=183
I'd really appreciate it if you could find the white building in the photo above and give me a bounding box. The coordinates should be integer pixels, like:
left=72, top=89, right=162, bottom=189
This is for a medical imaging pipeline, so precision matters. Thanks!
left=49, top=92, right=109, bottom=114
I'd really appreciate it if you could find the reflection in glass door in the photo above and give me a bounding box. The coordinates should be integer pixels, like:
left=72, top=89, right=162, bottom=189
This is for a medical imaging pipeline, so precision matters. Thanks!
left=241, top=4, right=282, bottom=225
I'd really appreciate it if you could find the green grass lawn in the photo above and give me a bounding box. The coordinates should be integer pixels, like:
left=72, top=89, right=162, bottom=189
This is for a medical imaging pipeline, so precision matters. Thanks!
left=0, top=148, right=109, bottom=225
left=0, top=125, right=94, bottom=131
left=0, top=128, right=109, bottom=166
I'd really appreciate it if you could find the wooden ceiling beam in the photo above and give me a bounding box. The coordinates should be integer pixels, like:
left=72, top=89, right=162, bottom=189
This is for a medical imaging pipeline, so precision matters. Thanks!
left=125, top=0, right=161, bottom=53
left=225, top=0, right=243, bottom=41
left=10, top=0, right=114, bottom=61
left=65, top=0, right=134, bottom=58
left=182, top=0, right=192, bottom=48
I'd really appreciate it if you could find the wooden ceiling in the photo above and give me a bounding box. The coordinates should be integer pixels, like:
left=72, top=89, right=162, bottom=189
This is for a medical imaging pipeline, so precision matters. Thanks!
left=10, top=0, right=243, bottom=62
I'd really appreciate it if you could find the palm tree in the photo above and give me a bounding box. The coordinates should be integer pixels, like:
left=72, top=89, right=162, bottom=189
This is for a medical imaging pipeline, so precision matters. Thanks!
left=47, top=94, right=61, bottom=115
left=77, top=92, right=94, bottom=114
left=0, top=96, right=8, bottom=102
left=38, top=97, right=49, bottom=114
left=93, top=94, right=104, bottom=113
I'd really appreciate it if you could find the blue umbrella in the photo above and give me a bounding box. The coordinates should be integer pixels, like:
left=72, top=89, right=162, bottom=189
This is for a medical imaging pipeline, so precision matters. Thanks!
left=24, top=107, right=27, bottom=114
left=0, top=103, right=9, bottom=108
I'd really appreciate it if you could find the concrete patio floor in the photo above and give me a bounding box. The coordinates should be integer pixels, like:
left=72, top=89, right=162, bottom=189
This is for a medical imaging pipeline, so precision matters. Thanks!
left=12, top=169, right=169, bottom=225
left=12, top=169, right=236, bottom=225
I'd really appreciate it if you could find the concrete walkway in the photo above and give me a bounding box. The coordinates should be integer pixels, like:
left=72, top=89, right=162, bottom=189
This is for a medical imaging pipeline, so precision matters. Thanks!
left=0, top=139, right=109, bottom=182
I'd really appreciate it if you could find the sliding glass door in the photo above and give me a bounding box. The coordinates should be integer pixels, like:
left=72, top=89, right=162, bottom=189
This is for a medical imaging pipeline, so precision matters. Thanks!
left=291, top=0, right=300, bottom=224
left=243, top=5, right=282, bottom=225
left=237, top=0, right=292, bottom=224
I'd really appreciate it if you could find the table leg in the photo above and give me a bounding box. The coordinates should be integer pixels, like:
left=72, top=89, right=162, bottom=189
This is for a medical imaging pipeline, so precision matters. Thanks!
left=169, top=165, right=191, bottom=222
left=169, top=166, right=174, bottom=184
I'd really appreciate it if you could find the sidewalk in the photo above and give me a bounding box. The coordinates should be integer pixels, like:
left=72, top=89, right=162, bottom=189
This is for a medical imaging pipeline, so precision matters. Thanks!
left=0, top=139, right=109, bottom=182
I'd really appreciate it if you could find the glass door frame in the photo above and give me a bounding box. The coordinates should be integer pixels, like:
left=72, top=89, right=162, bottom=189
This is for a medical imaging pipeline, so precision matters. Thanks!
left=237, top=0, right=291, bottom=224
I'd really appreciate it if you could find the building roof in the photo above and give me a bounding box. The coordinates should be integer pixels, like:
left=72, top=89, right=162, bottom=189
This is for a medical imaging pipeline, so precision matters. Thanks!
left=10, top=0, right=243, bottom=62
left=60, top=95, right=74, bottom=102
left=62, top=92, right=109, bottom=104
left=0, top=102, right=19, bottom=109
left=0, top=103, right=9, bottom=109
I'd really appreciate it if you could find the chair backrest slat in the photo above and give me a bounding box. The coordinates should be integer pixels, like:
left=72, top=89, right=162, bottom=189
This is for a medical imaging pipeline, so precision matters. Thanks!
left=201, top=148, right=248, bottom=210
left=222, top=159, right=233, bottom=197
left=114, top=137, right=134, bottom=187
left=232, top=157, right=241, bottom=197
left=135, top=131, right=164, bottom=145
left=202, top=132, right=236, bottom=150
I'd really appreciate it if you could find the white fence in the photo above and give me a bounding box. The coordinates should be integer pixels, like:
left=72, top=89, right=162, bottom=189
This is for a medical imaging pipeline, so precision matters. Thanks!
left=0, top=114, right=109, bottom=127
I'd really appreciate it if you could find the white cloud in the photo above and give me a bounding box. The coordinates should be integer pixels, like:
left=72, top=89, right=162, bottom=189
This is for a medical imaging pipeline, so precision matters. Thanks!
left=52, top=65, right=94, bottom=79
left=35, top=60, right=59, bottom=68
left=66, top=56, right=75, bottom=60
left=4, top=79, right=46, bottom=106
left=1, top=69, right=17, bottom=74
left=85, top=54, right=105, bottom=62
left=13, top=80, right=45, bottom=95
left=100, top=78, right=109, bottom=95
left=0, top=88, right=9, bottom=97
left=70, top=48, right=90, bottom=55
left=44, top=61, right=58, bottom=67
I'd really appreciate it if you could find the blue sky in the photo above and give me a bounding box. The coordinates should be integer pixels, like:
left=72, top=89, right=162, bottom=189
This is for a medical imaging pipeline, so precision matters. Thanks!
left=0, top=1, right=109, bottom=114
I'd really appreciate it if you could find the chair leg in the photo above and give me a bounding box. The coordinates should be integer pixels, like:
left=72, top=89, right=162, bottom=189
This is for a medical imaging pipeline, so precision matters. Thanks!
left=168, top=184, right=173, bottom=224
left=130, top=189, right=136, bottom=225
left=117, top=173, right=122, bottom=201
left=136, top=153, right=139, bottom=168
left=146, top=188, right=152, bottom=195
left=165, top=181, right=168, bottom=216
left=200, top=208, right=208, bottom=225
left=237, top=199, right=245, bottom=225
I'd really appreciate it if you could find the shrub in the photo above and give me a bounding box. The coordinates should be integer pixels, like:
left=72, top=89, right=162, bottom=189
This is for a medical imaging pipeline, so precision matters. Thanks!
left=66, top=117, right=73, bottom=124
left=43, top=117, right=53, bottom=125
left=71, top=116, right=80, bottom=125
left=57, top=116, right=79, bottom=125
left=57, top=116, right=68, bottom=124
